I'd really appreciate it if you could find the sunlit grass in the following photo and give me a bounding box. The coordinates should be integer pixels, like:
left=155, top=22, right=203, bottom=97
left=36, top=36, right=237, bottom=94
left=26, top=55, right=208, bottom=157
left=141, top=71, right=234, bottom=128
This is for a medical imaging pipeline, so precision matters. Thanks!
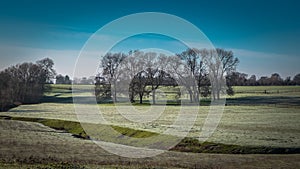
left=1, top=102, right=299, bottom=148
left=0, top=85, right=299, bottom=148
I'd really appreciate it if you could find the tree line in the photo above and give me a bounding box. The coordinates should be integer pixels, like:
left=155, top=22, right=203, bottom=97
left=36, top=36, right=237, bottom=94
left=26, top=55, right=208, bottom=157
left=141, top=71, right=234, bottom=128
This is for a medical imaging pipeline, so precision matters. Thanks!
left=226, top=72, right=300, bottom=86
left=55, top=75, right=96, bottom=85
left=60, top=71, right=300, bottom=86
left=0, top=58, right=56, bottom=111
left=96, top=48, right=239, bottom=104
left=55, top=74, right=72, bottom=84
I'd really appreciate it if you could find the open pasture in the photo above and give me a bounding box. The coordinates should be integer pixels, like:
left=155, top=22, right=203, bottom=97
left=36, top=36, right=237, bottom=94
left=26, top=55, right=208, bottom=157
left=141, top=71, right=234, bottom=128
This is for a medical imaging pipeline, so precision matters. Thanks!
left=1, top=85, right=299, bottom=148
left=0, top=85, right=300, bottom=168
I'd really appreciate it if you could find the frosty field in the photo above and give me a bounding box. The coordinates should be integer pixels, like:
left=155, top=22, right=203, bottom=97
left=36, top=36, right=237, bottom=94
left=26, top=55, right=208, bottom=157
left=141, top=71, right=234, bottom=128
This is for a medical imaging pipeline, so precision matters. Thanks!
left=0, top=85, right=300, bottom=168
left=1, top=85, right=300, bottom=148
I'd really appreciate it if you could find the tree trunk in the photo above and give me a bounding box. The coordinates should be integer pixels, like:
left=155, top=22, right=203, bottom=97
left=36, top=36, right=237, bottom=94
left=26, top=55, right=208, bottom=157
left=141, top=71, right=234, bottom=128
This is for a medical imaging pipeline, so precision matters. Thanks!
left=139, top=94, right=143, bottom=104
left=216, top=83, right=221, bottom=100
left=130, top=91, right=134, bottom=103
left=129, top=83, right=135, bottom=103
left=194, top=92, right=199, bottom=103
left=152, top=89, right=156, bottom=104
left=188, top=90, right=193, bottom=103
left=113, top=90, right=117, bottom=102
left=113, top=82, right=117, bottom=102
left=212, top=87, right=216, bottom=101
left=193, top=85, right=199, bottom=103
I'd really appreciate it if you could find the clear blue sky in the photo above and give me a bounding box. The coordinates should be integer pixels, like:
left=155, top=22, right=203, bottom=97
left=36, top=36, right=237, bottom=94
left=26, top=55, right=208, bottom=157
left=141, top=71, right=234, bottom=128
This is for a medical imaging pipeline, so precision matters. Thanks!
left=0, top=0, right=299, bottom=78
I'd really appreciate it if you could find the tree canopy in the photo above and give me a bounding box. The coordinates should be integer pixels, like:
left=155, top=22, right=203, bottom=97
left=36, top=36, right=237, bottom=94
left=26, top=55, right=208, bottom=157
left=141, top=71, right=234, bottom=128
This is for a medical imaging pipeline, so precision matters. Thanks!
left=96, top=48, right=240, bottom=103
left=0, top=58, right=56, bottom=111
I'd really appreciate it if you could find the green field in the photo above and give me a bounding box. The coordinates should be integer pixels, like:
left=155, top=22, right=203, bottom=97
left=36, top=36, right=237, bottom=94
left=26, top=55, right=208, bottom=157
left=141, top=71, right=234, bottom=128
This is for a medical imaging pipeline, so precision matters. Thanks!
left=0, top=85, right=299, bottom=168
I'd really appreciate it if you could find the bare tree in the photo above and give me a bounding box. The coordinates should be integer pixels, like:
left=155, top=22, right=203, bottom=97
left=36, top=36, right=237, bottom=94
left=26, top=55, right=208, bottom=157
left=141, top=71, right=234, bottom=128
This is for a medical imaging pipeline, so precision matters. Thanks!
left=121, top=50, right=146, bottom=103
left=167, top=48, right=206, bottom=103
left=0, top=58, right=56, bottom=111
left=270, top=73, right=283, bottom=85
left=131, top=71, right=148, bottom=104
left=96, top=48, right=239, bottom=104
left=142, top=52, right=170, bottom=104
left=258, top=76, right=269, bottom=86
left=293, top=73, right=300, bottom=85
left=248, top=75, right=257, bottom=86
left=100, top=52, right=126, bottom=102
left=200, top=48, right=239, bottom=100
left=0, top=71, right=14, bottom=111
left=226, top=72, right=248, bottom=86
left=36, top=58, right=56, bottom=83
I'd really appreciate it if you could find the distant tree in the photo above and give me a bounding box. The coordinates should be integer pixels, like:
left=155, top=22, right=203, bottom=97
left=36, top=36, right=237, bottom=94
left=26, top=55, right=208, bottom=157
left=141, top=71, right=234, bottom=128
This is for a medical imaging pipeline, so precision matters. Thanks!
left=36, top=58, right=56, bottom=83
left=270, top=73, right=283, bottom=85
left=56, top=74, right=65, bottom=84
left=283, top=76, right=292, bottom=85
left=199, top=74, right=211, bottom=97
left=226, top=72, right=248, bottom=86
left=121, top=50, right=145, bottom=103
left=7, top=62, right=44, bottom=103
left=55, top=74, right=72, bottom=84
left=64, top=75, right=72, bottom=84
left=142, top=52, right=170, bottom=104
left=101, top=52, right=127, bottom=102
left=130, top=71, right=148, bottom=104
left=225, top=74, right=236, bottom=95
left=0, top=71, right=13, bottom=111
left=95, top=75, right=111, bottom=101
left=200, top=48, right=239, bottom=100
left=121, top=51, right=173, bottom=104
left=0, top=58, right=56, bottom=111
left=247, top=75, right=257, bottom=86
left=258, top=76, right=269, bottom=86
left=293, top=73, right=300, bottom=85
left=167, top=48, right=204, bottom=103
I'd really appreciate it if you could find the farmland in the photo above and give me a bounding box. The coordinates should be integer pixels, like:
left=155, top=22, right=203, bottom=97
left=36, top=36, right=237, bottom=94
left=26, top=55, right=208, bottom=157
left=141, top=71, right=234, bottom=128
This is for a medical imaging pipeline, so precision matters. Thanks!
left=0, top=85, right=300, bottom=168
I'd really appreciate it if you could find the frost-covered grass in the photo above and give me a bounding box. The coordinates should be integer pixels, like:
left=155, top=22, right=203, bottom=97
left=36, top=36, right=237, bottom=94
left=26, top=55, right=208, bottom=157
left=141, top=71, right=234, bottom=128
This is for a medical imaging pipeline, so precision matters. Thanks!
left=2, top=103, right=299, bottom=148
left=0, top=85, right=299, bottom=148
left=0, top=85, right=300, bottom=168
left=1, top=120, right=299, bottom=168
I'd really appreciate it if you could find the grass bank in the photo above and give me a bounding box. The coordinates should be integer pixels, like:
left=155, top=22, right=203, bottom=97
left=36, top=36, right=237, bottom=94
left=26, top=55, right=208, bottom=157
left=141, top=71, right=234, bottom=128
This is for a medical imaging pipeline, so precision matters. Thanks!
left=1, top=115, right=299, bottom=154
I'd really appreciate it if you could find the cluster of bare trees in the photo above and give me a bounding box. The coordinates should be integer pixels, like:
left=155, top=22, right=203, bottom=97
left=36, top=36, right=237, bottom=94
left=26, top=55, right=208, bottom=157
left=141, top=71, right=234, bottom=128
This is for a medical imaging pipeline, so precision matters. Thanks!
left=55, top=74, right=71, bottom=84
left=96, top=48, right=239, bottom=104
left=0, top=58, right=56, bottom=111
left=226, top=72, right=300, bottom=86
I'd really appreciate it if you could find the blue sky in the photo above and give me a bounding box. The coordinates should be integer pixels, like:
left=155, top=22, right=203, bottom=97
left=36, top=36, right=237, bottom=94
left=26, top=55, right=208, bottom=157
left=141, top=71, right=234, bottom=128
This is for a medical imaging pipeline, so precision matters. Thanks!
left=0, top=0, right=299, bottom=78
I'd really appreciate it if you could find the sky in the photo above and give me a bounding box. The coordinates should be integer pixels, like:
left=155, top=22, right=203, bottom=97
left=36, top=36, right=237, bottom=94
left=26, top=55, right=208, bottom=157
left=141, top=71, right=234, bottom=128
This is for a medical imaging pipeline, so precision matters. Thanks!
left=0, top=0, right=299, bottom=79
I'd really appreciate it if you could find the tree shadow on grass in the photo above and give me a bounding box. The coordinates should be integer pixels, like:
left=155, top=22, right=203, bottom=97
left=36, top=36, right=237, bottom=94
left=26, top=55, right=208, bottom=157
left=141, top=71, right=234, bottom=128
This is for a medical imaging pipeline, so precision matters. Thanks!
left=42, top=95, right=98, bottom=104
left=41, top=95, right=74, bottom=103
left=226, top=95, right=300, bottom=107
left=9, top=109, right=52, bottom=113
left=41, top=94, right=300, bottom=107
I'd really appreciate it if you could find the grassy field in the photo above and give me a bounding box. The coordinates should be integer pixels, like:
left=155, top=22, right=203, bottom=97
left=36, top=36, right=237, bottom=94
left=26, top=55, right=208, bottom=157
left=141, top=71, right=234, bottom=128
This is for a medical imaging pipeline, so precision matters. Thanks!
left=0, top=119, right=299, bottom=168
left=0, top=84, right=299, bottom=168
left=2, top=85, right=300, bottom=147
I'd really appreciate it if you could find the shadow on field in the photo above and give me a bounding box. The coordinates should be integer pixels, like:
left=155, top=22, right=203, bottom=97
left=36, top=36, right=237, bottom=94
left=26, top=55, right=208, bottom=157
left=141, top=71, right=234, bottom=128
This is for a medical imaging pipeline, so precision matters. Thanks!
left=42, top=95, right=300, bottom=106
left=226, top=95, right=300, bottom=107
left=42, top=95, right=98, bottom=104
left=42, top=95, right=74, bottom=103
